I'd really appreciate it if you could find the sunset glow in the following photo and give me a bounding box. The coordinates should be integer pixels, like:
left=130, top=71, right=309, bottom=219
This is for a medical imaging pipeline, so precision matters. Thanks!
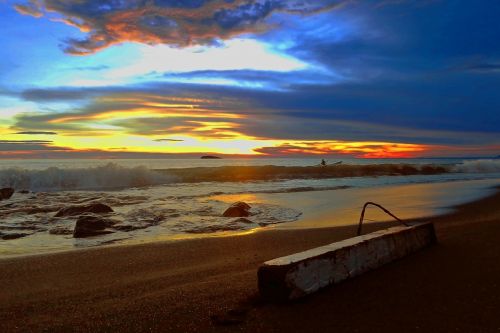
left=1, top=3, right=500, bottom=330
left=0, top=0, right=498, bottom=158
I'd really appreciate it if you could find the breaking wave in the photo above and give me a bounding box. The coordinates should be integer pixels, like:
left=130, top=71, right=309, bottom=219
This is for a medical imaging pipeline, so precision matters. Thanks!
left=0, top=163, right=176, bottom=191
left=453, top=159, right=500, bottom=173
left=3, top=160, right=497, bottom=192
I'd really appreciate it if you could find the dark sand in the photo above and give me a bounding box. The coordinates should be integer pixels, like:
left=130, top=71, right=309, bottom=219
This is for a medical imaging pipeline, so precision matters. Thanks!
left=1, top=188, right=500, bottom=332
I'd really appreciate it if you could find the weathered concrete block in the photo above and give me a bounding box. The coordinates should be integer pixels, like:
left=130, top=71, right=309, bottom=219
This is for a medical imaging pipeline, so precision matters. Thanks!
left=258, top=222, right=436, bottom=301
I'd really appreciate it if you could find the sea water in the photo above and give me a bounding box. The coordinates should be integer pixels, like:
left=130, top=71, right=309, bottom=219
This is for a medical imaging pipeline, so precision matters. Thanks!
left=0, top=158, right=499, bottom=257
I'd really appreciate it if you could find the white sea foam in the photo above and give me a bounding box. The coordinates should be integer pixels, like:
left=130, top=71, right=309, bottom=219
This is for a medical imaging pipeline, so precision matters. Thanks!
left=0, top=163, right=176, bottom=191
left=453, top=159, right=500, bottom=173
left=1, top=159, right=499, bottom=192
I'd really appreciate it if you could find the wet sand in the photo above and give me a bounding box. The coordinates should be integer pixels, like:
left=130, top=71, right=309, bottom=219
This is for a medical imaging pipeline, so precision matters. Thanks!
left=1, top=187, right=500, bottom=332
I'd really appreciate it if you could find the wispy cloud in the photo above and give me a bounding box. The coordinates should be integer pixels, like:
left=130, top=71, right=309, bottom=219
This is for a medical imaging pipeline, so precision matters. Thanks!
left=14, top=131, right=57, bottom=135
left=154, top=138, right=184, bottom=142
left=13, top=90, right=249, bottom=139
left=459, top=62, right=500, bottom=74
left=70, top=65, right=110, bottom=71
left=0, top=140, right=53, bottom=144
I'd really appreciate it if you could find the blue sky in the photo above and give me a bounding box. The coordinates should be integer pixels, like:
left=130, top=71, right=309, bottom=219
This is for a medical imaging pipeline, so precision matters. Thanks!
left=0, top=0, right=499, bottom=158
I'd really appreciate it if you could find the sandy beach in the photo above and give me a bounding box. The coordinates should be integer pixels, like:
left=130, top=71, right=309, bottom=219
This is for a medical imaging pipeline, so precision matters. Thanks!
left=1, top=187, right=499, bottom=332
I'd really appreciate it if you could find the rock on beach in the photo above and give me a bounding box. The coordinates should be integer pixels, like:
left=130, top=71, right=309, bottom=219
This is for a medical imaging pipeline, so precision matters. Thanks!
left=73, top=214, right=117, bottom=238
left=223, top=202, right=252, bottom=217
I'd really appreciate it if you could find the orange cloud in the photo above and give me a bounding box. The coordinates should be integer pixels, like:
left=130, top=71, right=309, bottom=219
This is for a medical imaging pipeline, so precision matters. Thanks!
left=254, top=141, right=428, bottom=158
left=14, top=0, right=346, bottom=54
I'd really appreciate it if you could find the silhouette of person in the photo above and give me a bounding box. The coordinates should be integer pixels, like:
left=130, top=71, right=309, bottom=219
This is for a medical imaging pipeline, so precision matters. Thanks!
left=320, top=159, right=326, bottom=166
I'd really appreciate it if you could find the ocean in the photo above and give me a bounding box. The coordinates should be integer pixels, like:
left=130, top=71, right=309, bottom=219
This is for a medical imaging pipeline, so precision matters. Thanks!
left=0, top=157, right=499, bottom=257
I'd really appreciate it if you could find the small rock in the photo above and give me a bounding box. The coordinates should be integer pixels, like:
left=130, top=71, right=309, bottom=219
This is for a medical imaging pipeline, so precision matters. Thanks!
left=73, top=214, right=116, bottom=238
left=55, top=203, right=113, bottom=217
left=0, top=188, right=14, bottom=200
left=18, top=190, right=30, bottom=194
left=223, top=202, right=251, bottom=217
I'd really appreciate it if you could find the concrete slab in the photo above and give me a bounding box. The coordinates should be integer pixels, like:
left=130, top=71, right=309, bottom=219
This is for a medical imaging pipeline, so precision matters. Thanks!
left=258, top=222, right=437, bottom=301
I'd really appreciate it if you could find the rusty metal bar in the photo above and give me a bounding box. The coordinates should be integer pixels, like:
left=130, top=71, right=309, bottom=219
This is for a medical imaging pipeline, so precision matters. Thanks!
left=357, top=202, right=408, bottom=236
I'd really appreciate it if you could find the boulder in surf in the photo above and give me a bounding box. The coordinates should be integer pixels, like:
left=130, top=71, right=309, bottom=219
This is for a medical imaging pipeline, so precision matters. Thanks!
left=223, top=202, right=251, bottom=217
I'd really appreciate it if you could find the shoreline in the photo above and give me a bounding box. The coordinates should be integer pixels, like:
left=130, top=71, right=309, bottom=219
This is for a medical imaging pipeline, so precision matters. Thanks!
left=1, top=187, right=499, bottom=332
left=2, top=177, right=498, bottom=258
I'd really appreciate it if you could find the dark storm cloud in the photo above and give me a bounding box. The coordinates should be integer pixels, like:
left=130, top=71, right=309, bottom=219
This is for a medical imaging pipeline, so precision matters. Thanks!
left=243, top=0, right=500, bottom=141
left=14, top=0, right=347, bottom=54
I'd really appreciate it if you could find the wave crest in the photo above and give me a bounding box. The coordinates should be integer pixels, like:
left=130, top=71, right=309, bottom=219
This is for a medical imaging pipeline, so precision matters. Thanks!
left=453, top=159, right=500, bottom=173
left=0, top=163, right=176, bottom=191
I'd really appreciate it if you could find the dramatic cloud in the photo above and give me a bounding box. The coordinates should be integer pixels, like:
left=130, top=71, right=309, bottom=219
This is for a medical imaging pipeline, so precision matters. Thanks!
left=12, top=89, right=252, bottom=139
left=11, top=80, right=500, bottom=146
left=4, top=0, right=499, bottom=157
left=14, top=0, right=346, bottom=55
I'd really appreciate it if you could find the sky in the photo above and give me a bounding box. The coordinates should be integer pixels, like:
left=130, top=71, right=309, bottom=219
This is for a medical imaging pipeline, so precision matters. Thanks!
left=0, top=0, right=499, bottom=159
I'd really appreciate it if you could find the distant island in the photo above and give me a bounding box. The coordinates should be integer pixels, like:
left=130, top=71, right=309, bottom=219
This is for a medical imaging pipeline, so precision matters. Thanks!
left=200, top=155, right=221, bottom=159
